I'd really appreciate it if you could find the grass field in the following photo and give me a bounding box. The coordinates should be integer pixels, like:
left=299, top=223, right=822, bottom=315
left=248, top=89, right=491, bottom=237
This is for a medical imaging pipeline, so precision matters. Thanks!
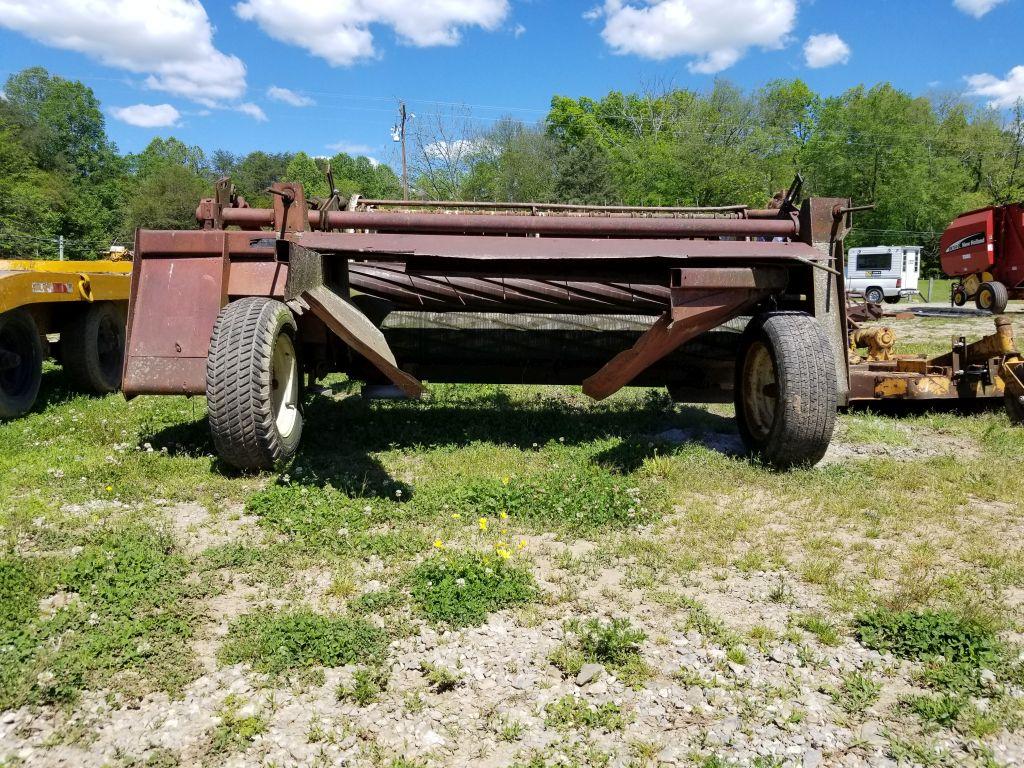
left=1, top=311, right=1023, bottom=767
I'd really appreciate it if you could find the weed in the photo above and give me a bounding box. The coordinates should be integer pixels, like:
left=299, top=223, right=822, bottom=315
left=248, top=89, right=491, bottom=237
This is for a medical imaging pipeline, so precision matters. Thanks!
left=210, top=694, right=267, bottom=754
left=830, top=671, right=882, bottom=716
left=900, top=692, right=965, bottom=729
left=548, top=643, right=585, bottom=678
left=337, top=666, right=389, bottom=706
left=797, top=614, right=841, bottom=647
left=886, top=734, right=948, bottom=766
left=577, top=617, right=646, bottom=667
left=408, top=551, right=535, bottom=627
left=420, top=662, right=461, bottom=693
left=544, top=695, right=629, bottom=732
left=767, top=575, right=791, bottom=604
left=219, top=611, right=387, bottom=674
left=677, top=598, right=741, bottom=648
left=402, top=690, right=425, bottom=714
left=494, top=715, right=525, bottom=742
left=552, top=617, right=652, bottom=688
left=726, top=647, right=748, bottom=666
left=854, top=609, right=997, bottom=667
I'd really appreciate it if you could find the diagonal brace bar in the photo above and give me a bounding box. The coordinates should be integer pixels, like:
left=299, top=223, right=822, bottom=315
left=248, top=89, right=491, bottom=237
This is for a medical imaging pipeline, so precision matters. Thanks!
left=283, top=241, right=424, bottom=398
left=582, top=267, right=786, bottom=401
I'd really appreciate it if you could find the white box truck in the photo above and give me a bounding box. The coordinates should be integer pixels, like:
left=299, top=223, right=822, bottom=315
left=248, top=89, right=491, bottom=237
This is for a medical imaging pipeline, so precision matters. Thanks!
left=845, top=246, right=921, bottom=304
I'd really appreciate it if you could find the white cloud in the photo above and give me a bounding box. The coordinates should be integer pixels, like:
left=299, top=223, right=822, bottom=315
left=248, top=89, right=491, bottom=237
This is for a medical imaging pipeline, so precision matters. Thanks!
left=423, top=138, right=481, bottom=159
left=589, top=0, right=796, bottom=73
left=953, top=0, right=1006, bottom=17
left=513, top=23, right=526, bottom=38
left=234, top=0, right=509, bottom=66
left=967, top=66, right=1024, bottom=108
left=0, top=0, right=246, bottom=104
left=803, top=33, right=850, bottom=69
left=236, top=102, right=268, bottom=121
left=267, top=85, right=315, bottom=107
left=326, top=140, right=377, bottom=155
left=111, top=103, right=181, bottom=127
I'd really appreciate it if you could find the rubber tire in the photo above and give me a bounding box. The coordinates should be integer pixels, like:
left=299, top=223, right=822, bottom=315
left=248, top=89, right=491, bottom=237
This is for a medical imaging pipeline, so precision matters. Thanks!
left=206, top=297, right=303, bottom=471
left=952, top=286, right=968, bottom=307
left=61, top=302, right=126, bottom=394
left=883, top=296, right=901, bottom=305
left=735, top=312, right=837, bottom=469
left=0, top=309, right=44, bottom=419
left=976, top=281, right=1009, bottom=314
left=864, top=287, right=884, bottom=304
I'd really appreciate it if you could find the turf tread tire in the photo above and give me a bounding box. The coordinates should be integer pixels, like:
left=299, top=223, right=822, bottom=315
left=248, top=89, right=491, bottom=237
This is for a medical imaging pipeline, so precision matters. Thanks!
left=61, top=302, right=125, bottom=394
left=206, top=297, right=301, bottom=471
left=976, top=281, right=1009, bottom=314
left=735, top=311, right=837, bottom=469
left=0, top=309, right=44, bottom=420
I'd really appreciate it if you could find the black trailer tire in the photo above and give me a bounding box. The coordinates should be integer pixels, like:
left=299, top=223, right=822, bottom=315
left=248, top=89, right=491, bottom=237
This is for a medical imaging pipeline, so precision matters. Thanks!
left=0, top=309, right=44, bottom=419
left=883, top=295, right=901, bottom=305
left=206, top=297, right=303, bottom=471
left=61, top=302, right=126, bottom=394
left=952, top=285, right=968, bottom=307
left=1007, top=393, right=1024, bottom=426
left=976, top=281, right=1009, bottom=314
left=735, top=312, right=837, bottom=469
left=864, top=286, right=884, bottom=304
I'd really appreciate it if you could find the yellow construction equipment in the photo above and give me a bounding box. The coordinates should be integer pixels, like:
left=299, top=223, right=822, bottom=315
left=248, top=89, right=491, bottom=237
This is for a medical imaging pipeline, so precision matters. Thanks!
left=0, top=259, right=131, bottom=419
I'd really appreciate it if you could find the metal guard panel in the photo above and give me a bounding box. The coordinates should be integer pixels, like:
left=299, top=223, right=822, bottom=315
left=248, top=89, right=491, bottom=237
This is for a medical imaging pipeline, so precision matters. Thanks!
left=289, top=232, right=823, bottom=262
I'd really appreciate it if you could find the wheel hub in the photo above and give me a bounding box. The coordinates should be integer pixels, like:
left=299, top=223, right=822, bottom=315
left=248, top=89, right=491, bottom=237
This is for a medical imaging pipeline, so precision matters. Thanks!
left=741, top=341, right=777, bottom=441
left=270, top=333, right=300, bottom=439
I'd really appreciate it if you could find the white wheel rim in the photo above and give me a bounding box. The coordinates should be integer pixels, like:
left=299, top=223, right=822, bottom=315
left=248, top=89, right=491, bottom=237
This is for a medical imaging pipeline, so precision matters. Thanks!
left=741, top=341, right=777, bottom=441
left=271, top=332, right=300, bottom=438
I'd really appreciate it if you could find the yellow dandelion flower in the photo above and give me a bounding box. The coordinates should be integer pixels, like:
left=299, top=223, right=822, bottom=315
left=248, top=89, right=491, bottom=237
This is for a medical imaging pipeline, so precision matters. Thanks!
left=501, top=476, right=510, bottom=485
left=478, top=517, right=488, bottom=531
left=499, top=511, right=508, bottom=520
left=433, top=538, right=445, bottom=549
left=105, top=485, right=112, bottom=492
left=496, top=548, right=511, bottom=560
left=518, top=539, right=528, bottom=551
left=451, top=513, right=461, bottom=520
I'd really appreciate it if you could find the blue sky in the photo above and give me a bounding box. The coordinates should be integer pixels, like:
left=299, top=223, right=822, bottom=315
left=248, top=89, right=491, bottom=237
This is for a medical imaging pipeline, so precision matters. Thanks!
left=1, top=0, right=1022, bottom=161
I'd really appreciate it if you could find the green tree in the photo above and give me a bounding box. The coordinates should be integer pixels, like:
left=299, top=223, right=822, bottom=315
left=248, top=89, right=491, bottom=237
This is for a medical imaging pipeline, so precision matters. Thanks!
left=282, top=152, right=329, bottom=198
left=3, top=67, right=113, bottom=178
left=125, top=137, right=209, bottom=232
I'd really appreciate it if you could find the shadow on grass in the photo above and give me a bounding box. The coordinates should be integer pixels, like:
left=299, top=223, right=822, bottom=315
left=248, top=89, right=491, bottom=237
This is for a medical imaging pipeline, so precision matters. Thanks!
left=30, top=367, right=98, bottom=412
left=142, top=387, right=741, bottom=492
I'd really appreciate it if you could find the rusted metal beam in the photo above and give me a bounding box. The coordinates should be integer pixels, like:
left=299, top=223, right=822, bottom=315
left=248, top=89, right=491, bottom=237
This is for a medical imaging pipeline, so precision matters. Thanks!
left=291, top=231, right=820, bottom=264
left=582, top=267, right=780, bottom=400
left=283, top=243, right=424, bottom=399
left=214, top=207, right=799, bottom=239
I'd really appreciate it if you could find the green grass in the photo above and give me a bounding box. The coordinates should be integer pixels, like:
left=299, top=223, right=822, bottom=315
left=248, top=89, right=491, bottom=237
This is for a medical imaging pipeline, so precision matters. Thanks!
left=2, top=361, right=1024, bottom=750
left=830, top=671, right=882, bottom=716
left=219, top=610, right=388, bottom=675
left=544, top=695, right=629, bottom=732
left=899, top=692, right=966, bottom=729
left=0, top=523, right=204, bottom=708
left=550, top=617, right=653, bottom=688
left=797, top=614, right=842, bottom=647
left=337, top=666, right=389, bottom=706
left=407, top=550, right=536, bottom=627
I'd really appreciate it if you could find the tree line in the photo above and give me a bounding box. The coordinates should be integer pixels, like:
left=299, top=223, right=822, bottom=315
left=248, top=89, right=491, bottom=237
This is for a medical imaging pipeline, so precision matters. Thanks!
left=2, top=67, right=1022, bottom=274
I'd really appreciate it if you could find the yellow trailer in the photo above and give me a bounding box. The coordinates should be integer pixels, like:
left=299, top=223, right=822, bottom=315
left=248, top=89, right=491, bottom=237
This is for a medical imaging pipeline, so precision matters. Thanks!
left=0, top=259, right=131, bottom=418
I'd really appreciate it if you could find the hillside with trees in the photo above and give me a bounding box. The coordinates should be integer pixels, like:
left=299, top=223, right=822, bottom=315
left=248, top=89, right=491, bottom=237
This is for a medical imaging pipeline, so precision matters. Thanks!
left=1, top=67, right=1021, bottom=274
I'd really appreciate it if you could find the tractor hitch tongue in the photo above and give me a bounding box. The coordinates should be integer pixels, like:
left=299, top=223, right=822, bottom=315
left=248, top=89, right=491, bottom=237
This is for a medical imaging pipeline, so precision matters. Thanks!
left=123, top=178, right=852, bottom=471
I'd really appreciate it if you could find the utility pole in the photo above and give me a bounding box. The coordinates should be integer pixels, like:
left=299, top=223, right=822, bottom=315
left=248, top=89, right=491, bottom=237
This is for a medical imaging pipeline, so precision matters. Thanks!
left=394, top=101, right=409, bottom=200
